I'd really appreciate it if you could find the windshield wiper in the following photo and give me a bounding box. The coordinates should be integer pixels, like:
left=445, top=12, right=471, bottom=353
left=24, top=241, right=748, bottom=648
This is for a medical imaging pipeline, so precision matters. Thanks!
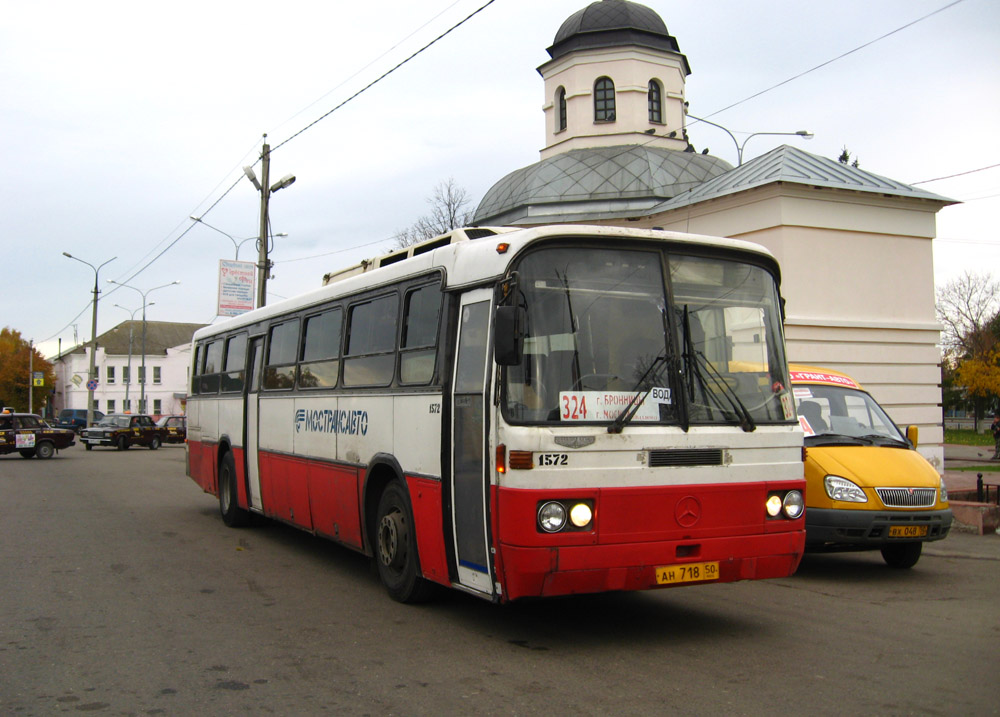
left=682, top=306, right=756, bottom=433
left=607, top=353, right=670, bottom=434
left=858, top=433, right=909, bottom=447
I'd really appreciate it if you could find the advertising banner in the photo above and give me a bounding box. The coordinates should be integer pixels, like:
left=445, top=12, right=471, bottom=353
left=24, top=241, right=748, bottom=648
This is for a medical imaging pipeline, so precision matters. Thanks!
left=218, top=260, right=256, bottom=317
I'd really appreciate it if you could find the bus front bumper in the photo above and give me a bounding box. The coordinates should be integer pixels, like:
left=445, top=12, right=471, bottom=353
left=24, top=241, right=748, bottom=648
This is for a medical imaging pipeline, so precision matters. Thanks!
left=497, top=530, right=805, bottom=601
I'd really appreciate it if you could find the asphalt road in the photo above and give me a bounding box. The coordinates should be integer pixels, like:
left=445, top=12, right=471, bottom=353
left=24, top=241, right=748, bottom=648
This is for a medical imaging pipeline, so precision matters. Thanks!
left=1, top=445, right=997, bottom=715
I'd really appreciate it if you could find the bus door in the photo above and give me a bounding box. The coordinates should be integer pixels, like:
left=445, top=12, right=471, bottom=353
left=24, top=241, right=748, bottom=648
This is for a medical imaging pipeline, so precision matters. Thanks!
left=244, top=336, right=264, bottom=510
left=450, top=289, right=495, bottom=596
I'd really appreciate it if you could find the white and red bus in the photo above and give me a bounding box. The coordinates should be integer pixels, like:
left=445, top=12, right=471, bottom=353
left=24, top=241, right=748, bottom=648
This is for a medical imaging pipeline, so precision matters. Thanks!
left=186, top=225, right=805, bottom=603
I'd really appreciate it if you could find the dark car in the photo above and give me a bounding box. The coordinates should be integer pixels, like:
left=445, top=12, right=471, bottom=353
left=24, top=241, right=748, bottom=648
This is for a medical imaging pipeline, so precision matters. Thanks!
left=0, top=412, right=76, bottom=459
left=81, top=414, right=169, bottom=451
left=57, top=408, right=105, bottom=433
left=155, top=415, right=187, bottom=444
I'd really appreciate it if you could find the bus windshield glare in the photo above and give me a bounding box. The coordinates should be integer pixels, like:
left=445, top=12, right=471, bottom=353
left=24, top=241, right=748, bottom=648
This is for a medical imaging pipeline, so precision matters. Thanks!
left=502, top=246, right=793, bottom=428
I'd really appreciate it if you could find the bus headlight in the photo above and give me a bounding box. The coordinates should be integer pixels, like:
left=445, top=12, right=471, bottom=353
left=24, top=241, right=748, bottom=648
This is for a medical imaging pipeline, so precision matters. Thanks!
left=824, top=475, right=867, bottom=503
left=782, top=490, right=804, bottom=519
left=569, top=502, right=593, bottom=528
left=939, top=478, right=948, bottom=504
left=766, top=494, right=783, bottom=517
left=538, top=501, right=567, bottom=533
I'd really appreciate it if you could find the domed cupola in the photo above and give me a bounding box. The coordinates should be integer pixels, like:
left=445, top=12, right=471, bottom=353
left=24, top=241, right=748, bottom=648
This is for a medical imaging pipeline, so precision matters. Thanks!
left=536, top=0, right=692, bottom=160
left=548, top=0, right=690, bottom=71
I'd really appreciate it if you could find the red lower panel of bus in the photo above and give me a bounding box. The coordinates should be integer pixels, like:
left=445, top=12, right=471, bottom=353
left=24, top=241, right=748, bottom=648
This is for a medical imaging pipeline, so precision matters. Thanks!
left=256, top=451, right=364, bottom=549
left=495, top=483, right=805, bottom=601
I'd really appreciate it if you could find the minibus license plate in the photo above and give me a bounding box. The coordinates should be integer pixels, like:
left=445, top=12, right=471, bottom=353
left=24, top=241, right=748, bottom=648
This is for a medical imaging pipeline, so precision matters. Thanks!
left=889, top=525, right=927, bottom=538
left=655, top=561, right=719, bottom=585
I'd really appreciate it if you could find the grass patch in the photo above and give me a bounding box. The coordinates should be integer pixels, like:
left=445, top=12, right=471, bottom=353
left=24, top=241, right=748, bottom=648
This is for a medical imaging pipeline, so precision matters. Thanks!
left=953, top=464, right=1000, bottom=472
left=944, top=428, right=995, bottom=446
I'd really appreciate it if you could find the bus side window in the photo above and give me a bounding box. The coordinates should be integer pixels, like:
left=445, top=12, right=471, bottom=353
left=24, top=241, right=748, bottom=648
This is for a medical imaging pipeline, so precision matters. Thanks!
left=200, top=340, right=223, bottom=394
left=299, top=307, right=342, bottom=389
left=221, top=334, right=248, bottom=393
left=264, top=320, right=299, bottom=390
left=190, top=344, right=202, bottom=395
left=343, top=294, right=398, bottom=387
left=399, top=284, right=441, bottom=385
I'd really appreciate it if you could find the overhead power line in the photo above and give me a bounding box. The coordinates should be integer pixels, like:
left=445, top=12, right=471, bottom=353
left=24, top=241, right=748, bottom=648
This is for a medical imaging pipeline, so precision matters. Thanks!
left=911, top=162, right=1000, bottom=185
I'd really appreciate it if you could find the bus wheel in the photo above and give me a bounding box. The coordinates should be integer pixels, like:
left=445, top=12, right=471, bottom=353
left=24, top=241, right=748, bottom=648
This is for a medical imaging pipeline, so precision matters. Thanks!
left=375, top=481, right=432, bottom=603
left=149, top=436, right=161, bottom=450
left=219, top=451, right=250, bottom=527
left=19, top=449, right=35, bottom=459
left=117, top=435, right=129, bottom=451
left=881, top=541, right=922, bottom=569
left=35, top=441, right=55, bottom=459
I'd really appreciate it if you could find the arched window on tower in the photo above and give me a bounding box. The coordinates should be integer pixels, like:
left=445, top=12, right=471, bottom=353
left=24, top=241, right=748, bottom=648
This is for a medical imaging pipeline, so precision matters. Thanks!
left=594, top=77, right=615, bottom=123
left=648, top=80, right=663, bottom=124
left=557, top=87, right=567, bottom=132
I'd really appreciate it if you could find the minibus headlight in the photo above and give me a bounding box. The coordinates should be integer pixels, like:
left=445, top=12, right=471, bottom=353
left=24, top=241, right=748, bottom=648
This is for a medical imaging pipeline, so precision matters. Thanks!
left=939, top=478, right=948, bottom=504
left=765, top=494, right=783, bottom=517
left=824, top=475, right=867, bottom=503
left=782, top=490, right=804, bottom=519
left=538, top=501, right=567, bottom=533
left=569, top=502, right=593, bottom=528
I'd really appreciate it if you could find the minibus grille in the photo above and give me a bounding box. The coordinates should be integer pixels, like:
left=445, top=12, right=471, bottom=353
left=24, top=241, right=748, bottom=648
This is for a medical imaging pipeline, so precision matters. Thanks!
left=648, top=449, right=724, bottom=467
left=875, top=487, right=937, bottom=508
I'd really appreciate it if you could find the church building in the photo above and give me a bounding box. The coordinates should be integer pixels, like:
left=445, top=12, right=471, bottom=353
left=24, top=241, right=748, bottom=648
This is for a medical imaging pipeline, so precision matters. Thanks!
left=473, top=0, right=953, bottom=468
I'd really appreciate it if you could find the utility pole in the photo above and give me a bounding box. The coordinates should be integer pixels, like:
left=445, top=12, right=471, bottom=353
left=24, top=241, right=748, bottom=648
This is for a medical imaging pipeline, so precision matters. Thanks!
left=28, top=340, right=33, bottom=415
left=244, top=134, right=295, bottom=310
left=255, top=138, right=272, bottom=310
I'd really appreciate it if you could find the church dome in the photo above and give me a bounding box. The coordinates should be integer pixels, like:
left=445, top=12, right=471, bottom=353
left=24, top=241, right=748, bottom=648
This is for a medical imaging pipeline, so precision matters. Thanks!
left=473, top=145, right=732, bottom=226
left=547, top=0, right=688, bottom=71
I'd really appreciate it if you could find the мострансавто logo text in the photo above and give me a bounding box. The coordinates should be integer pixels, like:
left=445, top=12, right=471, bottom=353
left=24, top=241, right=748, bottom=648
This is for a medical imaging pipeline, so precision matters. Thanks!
left=295, top=408, right=368, bottom=436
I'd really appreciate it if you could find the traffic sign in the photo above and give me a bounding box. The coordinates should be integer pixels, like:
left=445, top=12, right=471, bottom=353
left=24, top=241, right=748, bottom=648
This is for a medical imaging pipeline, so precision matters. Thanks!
left=86, top=379, right=98, bottom=391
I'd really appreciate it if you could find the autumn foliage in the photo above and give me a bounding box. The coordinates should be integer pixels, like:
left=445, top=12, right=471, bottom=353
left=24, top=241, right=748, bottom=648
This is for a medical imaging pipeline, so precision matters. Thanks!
left=0, top=327, right=56, bottom=412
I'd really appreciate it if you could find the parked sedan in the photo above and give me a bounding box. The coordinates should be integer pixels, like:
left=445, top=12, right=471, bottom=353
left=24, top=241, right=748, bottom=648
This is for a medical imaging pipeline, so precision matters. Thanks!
left=0, top=413, right=76, bottom=458
left=81, top=414, right=169, bottom=451
left=156, top=415, right=187, bottom=443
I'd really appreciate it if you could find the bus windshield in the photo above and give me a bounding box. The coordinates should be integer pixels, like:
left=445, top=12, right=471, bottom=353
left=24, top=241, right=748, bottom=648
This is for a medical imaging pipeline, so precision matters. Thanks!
left=502, top=245, right=794, bottom=428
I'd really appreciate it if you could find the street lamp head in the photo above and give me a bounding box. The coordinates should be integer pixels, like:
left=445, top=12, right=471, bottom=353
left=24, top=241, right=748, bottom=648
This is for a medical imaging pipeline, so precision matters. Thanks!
left=243, top=166, right=262, bottom=191
left=796, top=131, right=814, bottom=139
left=62, top=251, right=73, bottom=258
left=190, top=215, right=202, bottom=222
left=270, top=174, right=296, bottom=193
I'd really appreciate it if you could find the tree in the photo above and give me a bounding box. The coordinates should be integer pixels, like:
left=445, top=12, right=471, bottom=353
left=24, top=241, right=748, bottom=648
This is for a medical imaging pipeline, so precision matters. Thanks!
left=392, top=178, right=476, bottom=249
left=936, top=272, right=1000, bottom=428
left=0, top=327, right=56, bottom=413
left=838, top=146, right=860, bottom=168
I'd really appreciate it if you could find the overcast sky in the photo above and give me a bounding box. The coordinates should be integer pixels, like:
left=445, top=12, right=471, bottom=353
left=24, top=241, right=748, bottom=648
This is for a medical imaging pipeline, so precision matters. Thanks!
left=3, top=0, right=998, bottom=358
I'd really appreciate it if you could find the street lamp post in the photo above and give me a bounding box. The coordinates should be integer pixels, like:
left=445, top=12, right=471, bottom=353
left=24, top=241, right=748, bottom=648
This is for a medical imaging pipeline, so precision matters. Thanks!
left=243, top=134, right=295, bottom=309
left=107, top=280, right=180, bottom=414
left=189, top=216, right=288, bottom=261
left=114, top=303, right=153, bottom=410
left=63, top=252, right=116, bottom=429
left=686, top=114, right=813, bottom=165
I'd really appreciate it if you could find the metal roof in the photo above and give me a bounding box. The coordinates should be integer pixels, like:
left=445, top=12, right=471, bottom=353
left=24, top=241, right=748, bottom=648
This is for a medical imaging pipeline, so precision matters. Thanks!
left=652, top=145, right=957, bottom=212
left=473, top=145, right=732, bottom=225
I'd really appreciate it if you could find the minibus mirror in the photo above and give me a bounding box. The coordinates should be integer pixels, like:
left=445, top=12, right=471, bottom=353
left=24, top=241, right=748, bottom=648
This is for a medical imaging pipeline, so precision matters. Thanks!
left=905, top=425, right=918, bottom=448
left=494, top=306, right=525, bottom=366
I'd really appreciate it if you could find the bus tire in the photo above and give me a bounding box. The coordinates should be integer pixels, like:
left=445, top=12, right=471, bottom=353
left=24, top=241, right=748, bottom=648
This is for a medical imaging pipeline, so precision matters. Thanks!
left=149, top=436, right=161, bottom=450
left=219, top=451, right=250, bottom=527
left=19, top=449, right=35, bottom=459
left=881, top=541, right=922, bottom=569
left=35, top=441, right=55, bottom=459
left=375, top=481, right=433, bottom=603
left=117, top=435, right=129, bottom=451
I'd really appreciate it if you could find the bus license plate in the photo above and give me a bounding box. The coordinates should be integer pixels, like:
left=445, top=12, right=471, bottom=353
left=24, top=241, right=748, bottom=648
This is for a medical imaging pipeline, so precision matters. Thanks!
left=889, top=525, right=928, bottom=538
left=655, top=561, right=719, bottom=585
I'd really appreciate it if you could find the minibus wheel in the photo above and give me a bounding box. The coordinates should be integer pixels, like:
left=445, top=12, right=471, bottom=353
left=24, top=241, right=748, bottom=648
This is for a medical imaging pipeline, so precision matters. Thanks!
left=881, top=541, right=922, bottom=569
left=375, top=481, right=432, bottom=603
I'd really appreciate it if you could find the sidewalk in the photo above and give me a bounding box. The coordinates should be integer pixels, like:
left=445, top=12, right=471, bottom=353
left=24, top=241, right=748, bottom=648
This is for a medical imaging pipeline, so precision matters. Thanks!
left=942, top=443, right=1000, bottom=536
left=942, top=443, right=998, bottom=493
